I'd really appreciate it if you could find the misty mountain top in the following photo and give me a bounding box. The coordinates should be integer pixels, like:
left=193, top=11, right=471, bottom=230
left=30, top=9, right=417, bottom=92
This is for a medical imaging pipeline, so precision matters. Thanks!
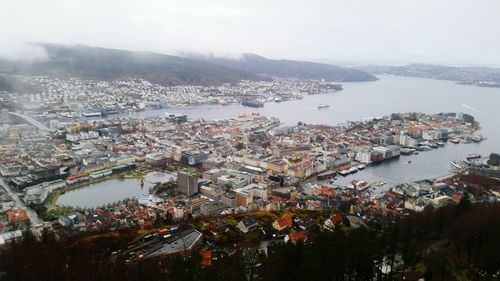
left=0, top=44, right=377, bottom=86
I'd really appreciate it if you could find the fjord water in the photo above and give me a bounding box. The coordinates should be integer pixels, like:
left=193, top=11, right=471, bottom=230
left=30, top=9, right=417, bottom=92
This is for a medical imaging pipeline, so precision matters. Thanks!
left=59, top=75, right=500, bottom=207
left=138, top=75, right=499, bottom=184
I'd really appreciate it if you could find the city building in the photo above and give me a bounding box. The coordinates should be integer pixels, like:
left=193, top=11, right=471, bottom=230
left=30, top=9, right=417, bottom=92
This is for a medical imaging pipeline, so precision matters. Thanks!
left=177, top=171, right=199, bottom=196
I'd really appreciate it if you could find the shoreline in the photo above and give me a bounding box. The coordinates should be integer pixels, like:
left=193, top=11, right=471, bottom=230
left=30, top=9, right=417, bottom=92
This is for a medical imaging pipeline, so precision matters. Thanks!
left=45, top=169, right=150, bottom=211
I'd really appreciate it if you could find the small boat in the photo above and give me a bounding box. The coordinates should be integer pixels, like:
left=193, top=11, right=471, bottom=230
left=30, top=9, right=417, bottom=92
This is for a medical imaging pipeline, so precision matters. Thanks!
left=466, top=153, right=481, bottom=160
left=407, top=161, right=412, bottom=164
left=450, top=138, right=460, bottom=144
left=401, top=148, right=416, bottom=155
left=352, top=180, right=370, bottom=191
left=450, top=160, right=463, bottom=170
left=317, top=104, right=330, bottom=109
left=274, top=97, right=283, bottom=102
left=471, top=135, right=486, bottom=143
left=347, top=167, right=359, bottom=174
left=436, top=141, right=445, bottom=147
left=338, top=170, right=350, bottom=176
left=356, top=164, right=366, bottom=170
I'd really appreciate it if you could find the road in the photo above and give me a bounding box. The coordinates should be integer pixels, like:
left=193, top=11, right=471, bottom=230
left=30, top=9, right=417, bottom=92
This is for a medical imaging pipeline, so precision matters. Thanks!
left=0, top=176, right=43, bottom=226
left=8, top=112, right=50, bottom=133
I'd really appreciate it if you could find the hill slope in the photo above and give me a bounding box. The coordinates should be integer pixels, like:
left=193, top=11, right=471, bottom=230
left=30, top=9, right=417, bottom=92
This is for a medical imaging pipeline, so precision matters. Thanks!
left=358, top=63, right=500, bottom=87
left=193, top=53, right=378, bottom=82
left=0, top=44, right=266, bottom=86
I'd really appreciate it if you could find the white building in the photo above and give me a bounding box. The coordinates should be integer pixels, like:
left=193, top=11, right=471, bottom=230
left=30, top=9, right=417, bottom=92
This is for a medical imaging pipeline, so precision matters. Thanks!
left=355, top=150, right=372, bottom=164
left=399, top=134, right=417, bottom=147
left=422, top=130, right=437, bottom=141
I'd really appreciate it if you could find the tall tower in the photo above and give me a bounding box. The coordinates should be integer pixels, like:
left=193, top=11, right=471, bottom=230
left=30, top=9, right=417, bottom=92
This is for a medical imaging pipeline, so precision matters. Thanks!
left=177, top=171, right=199, bottom=196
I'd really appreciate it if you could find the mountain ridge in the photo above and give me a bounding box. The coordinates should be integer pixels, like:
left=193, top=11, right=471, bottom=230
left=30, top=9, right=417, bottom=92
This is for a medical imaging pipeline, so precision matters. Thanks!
left=0, top=44, right=267, bottom=86
left=0, top=44, right=378, bottom=86
left=190, top=53, right=379, bottom=82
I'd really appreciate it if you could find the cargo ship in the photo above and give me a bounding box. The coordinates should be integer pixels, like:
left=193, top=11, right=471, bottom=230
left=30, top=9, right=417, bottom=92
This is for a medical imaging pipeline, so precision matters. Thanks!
left=242, top=99, right=264, bottom=108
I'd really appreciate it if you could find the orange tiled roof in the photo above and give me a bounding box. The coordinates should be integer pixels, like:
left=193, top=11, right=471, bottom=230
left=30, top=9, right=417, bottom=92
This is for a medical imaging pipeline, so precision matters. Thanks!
left=276, top=214, right=293, bottom=228
left=330, top=214, right=343, bottom=225
left=200, top=249, right=212, bottom=267
left=288, top=231, right=306, bottom=243
left=6, top=208, right=29, bottom=224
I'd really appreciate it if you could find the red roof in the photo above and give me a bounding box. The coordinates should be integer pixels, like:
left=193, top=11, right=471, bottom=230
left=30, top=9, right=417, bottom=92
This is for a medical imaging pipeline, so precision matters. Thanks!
left=6, top=208, right=29, bottom=224
left=141, top=220, right=153, bottom=229
left=276, top=214, right=293, bottom=228
left=288, top=231, right=307, bottom=243
left=200, top=249, right=212, bottom=267
left=330, top=214, right=343, bottom=225
left=452, top=194, right=462, bottom=202
left=67, top=172, right=89, bottom=180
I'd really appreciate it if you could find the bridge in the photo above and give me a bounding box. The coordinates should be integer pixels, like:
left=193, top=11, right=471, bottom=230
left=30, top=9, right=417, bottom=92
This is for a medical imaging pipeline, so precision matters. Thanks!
left=9, top=112, right=50, bottom=133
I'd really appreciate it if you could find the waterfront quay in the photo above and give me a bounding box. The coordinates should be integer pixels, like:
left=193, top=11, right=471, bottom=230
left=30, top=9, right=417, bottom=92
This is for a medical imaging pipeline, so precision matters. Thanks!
left=0, top=107, right=496, bottom=245
left=0, top=75, right=340, bottom=118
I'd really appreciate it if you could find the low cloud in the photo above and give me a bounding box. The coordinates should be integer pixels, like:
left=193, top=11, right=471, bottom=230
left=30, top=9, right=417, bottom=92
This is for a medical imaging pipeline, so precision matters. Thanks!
left=0, top=42, right=49, bottom=62
left=175, top=51, right=245, bottom=60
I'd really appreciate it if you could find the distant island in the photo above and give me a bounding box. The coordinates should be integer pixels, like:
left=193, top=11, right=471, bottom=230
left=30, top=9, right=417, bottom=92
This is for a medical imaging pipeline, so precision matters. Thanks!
left=357, top=64, right=500, bottom=88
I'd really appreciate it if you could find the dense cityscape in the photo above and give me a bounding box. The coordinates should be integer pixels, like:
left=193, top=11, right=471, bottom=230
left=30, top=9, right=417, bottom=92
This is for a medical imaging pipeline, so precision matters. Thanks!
left=1, top=74, right=499, bottom=279
left=2, top=1, right=500, bottom=280
left=1, top=75, right=341, bottom=114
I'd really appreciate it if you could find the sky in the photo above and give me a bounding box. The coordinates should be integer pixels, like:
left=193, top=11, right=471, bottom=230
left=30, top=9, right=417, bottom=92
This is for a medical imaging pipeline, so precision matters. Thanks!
left=1, top=0, right=500, bottom=66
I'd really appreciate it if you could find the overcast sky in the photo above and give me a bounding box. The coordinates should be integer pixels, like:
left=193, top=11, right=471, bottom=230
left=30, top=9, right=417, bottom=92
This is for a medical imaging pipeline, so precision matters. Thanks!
left=1, top=0, right=500, bottom=66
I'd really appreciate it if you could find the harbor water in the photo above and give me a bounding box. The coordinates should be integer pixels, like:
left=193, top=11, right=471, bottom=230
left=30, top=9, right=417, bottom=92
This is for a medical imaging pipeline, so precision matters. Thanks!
left=63, top=75, right=500, bottom=206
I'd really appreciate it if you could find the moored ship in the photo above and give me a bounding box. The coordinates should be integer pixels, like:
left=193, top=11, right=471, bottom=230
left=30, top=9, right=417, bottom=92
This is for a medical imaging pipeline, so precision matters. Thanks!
left=466, top=153, right=481, bottom=160
left=450, top=160, right=463, bottom=170
left=83, top=111, right=102, bottom=117
left=351, top=180, right=370, bottom=191
left=242, top=99, right=264, bottom=108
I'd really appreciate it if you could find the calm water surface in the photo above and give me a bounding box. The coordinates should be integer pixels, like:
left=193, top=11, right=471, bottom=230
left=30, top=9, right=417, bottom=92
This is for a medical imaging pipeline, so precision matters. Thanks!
left=66, top=76, right=500, bottom=206
left=127, top=75, right=500, bottom=184
left=57, top=178, right=153, bottom=208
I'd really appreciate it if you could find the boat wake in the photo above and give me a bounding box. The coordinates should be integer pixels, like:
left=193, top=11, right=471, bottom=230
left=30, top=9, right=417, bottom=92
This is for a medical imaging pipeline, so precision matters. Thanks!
left=462, top=103, right=478, bottom=112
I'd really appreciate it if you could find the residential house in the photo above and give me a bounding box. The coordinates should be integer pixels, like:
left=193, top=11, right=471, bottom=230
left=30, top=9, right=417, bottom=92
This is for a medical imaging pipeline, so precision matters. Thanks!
left=284, top=231, right=307, bottom=244
left=272, top=214, right=292, bottom=232
left=237, top=216, right=258, bottom=233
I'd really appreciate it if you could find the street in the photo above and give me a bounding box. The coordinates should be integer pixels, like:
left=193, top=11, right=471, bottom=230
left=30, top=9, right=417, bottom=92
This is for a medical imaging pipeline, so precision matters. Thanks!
left=0, top=176, right=43, bottom=226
